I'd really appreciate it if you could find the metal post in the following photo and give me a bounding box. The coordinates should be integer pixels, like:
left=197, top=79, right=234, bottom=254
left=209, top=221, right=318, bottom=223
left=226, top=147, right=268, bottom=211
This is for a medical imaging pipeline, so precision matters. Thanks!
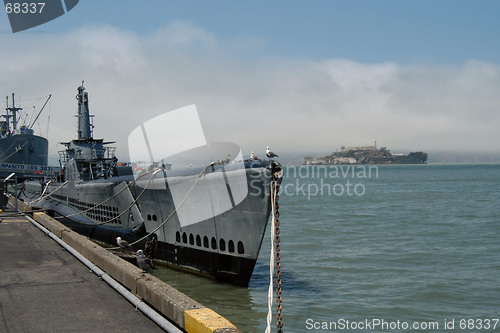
left=15, top=176, right=18, bottom=211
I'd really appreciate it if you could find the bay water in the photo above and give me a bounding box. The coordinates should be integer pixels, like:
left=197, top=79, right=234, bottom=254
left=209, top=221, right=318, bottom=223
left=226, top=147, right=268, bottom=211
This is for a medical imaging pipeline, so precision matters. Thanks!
left=155, top=164, right=500, bottom=332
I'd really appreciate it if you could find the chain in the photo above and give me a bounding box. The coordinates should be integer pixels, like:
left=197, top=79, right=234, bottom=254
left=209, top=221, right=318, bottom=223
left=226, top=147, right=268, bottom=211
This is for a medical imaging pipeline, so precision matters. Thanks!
left=272, top=166, right=283, bottom=332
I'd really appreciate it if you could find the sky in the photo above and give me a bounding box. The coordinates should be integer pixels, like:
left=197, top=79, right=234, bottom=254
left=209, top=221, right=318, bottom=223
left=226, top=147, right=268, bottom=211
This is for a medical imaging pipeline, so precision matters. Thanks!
left=1, top=0, right=500, bottom=162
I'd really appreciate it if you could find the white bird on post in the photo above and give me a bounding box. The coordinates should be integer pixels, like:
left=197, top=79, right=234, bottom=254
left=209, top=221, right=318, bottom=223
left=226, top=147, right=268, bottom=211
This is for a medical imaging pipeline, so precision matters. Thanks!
left=251, top=151, right=261, bottom=160
left=266, top=146, right=279, bottom=159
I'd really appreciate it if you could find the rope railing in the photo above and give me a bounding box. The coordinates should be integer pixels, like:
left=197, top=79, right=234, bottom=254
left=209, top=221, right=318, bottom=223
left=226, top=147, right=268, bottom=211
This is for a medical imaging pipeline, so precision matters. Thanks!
left=106, top=163, right=213, bottom=250
left=27, top=180, right=66, bottom=204
left=28, top=166, right=161, bottom=223
left=53, top=168, right=162, bottom=224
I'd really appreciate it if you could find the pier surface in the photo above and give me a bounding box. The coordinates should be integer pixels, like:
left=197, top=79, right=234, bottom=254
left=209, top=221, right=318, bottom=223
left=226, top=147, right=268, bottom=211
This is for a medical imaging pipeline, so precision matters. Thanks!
left=0, top=207, right=166, bottom=333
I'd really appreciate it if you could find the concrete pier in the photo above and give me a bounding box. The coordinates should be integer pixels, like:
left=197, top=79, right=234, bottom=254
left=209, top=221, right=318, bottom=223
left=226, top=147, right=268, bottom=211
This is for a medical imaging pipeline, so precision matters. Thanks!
left=2, top=197, right=240, bottom=333
left=0, top=207, right=166, bottom=332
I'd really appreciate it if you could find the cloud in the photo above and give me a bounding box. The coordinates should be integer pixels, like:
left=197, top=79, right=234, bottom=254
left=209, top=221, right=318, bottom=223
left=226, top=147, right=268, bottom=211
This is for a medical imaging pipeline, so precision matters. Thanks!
left=0, top=22, right=498, bottom=164
left=149, top=20, right=217, bottom=50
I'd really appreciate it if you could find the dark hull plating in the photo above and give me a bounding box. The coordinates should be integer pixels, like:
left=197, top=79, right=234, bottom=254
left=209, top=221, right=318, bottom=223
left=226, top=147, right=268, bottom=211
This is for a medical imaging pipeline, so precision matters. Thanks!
left=158, top=242, right=257, bottom=286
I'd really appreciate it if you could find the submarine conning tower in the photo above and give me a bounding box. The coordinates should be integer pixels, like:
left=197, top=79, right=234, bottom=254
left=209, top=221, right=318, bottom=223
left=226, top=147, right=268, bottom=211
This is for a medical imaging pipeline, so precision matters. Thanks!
left=60, top=82, right=117, bottom=181
left=77, top=82, right=92, bottom=140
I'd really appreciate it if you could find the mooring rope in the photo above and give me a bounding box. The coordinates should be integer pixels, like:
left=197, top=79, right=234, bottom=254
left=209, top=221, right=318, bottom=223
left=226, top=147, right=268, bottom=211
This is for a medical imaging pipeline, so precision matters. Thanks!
left=28, top=180, right=67, bottom=204
left=53, top=168, right=162, bottom=223
left=274, top=181, right=283, bottom=333
left=265, top=181, right=277, bottom=333
left=29, top=166, right=160, bottom=223
left=266, top=164, right=284, bottom=333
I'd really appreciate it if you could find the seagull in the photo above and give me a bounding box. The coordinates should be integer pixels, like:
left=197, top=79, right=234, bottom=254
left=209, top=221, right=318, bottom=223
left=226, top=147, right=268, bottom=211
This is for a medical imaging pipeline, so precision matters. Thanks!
left=266, top=146, right=279, bottom=159
left=250, top=152, right=261, bottom=161
left=115, top=236, right=133, bottom=250
left=136, top=249, right=154, bottom=273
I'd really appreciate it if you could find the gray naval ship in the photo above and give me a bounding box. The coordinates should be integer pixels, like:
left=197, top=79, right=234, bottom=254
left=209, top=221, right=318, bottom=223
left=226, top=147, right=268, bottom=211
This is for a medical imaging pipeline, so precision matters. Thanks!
left=0, top=93, right=50, bottom=179
left=22, top=83, right=282, bottom=286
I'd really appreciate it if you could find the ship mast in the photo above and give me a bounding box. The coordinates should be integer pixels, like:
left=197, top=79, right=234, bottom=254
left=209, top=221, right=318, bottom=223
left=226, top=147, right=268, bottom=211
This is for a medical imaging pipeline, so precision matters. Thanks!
left=76, top=81, right=92, bottom=140
left=5, top=93, right=23, bottom=135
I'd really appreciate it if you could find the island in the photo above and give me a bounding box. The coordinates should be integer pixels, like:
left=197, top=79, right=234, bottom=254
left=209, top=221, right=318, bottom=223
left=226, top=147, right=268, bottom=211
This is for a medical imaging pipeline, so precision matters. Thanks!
left=304, top=145, right=427, bottom=165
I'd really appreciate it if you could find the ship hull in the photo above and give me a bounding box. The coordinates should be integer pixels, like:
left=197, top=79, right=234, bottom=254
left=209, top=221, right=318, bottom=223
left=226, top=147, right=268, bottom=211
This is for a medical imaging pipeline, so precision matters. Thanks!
left=0, top=134, right=49, bottom=179
left=158, top=242, right=258, bottom=286
left=22, top=160, right=281, bottom=286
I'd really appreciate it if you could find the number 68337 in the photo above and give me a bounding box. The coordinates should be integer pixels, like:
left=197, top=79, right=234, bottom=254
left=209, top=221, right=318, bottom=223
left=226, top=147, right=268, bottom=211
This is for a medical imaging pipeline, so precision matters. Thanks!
left=459, top=318, right=499, bottom=330
left=5, top=2, right=46, bottom=14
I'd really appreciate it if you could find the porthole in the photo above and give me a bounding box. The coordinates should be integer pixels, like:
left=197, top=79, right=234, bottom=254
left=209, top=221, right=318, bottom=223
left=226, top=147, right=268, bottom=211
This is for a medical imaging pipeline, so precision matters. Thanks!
left=153, top=215, right=157, bottom=221
left=176, top=231, right=181, bottom=243
left=219, top=239, right=226, bottom=251
left=203, top=236, right=209, bottom=248
left=196, top=235, right=201, bottom=247
left=147, top=214, right=151, bottom=220
left=211, top=237, right=217, bottom=250
left=237, top=241, right=244, bottom=254
left=228, top=240, right=235, bottom=253
left=189, top=233, right=194, bottom=245
left=182, top=232, right=187, bottom=244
